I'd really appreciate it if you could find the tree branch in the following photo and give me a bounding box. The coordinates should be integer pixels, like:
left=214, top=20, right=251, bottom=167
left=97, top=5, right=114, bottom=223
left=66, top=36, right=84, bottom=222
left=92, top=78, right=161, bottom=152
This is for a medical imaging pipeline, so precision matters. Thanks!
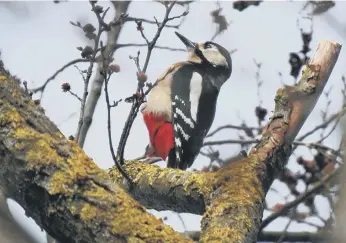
left=0, top=40, right=341, bottom=242
left=77, top=1, right=131, bottom=148
left=0, top=73, right=189, bottom=243
left=198, top=40, right=341, bottom=242
left=260, top=167, right=340, bottom=230
left=114, top=43, right=186, bottom=52
left=110, top=40, right=341, bottom=242
left=0, top=191, right=37, bottom=243
left=186, top=230, right=327, bottom=242
left=109, top=160, right=211, bottom=214
left=32, top=58, right=90, bottom=95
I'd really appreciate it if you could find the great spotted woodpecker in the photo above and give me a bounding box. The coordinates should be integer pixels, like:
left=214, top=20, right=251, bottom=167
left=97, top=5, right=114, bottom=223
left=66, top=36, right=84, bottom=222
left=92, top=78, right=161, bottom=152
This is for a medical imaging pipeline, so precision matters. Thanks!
left=141, top=32, right=232, bottom=170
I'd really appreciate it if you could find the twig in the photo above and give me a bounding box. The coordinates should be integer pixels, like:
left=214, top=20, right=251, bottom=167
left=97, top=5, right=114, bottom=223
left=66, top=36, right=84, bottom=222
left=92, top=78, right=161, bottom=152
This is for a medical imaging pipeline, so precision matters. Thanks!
left=206, top=124, right=261, bottom=138
left=135, top=20, right=150, bottom=44
left=318, top=117, right=341, bottom=143
left=57, top=112, right=77, bottom=127
left=203, top=138, right=343, bottom=160
left=75, top=2, right=107, bottom=145
left=76, top=1, right=130, bottom=148
left=176, top=213, right=187, bottom=236
left=101, top=41, right=132, bottom=185
left=32, top=58, right=89, bottom=95
left=203, top=139, right=257, bottom=147
left=293, top=141, right=342, bottom=157
left=276, top=219, right=293, bottom=243
left=114, top=43, right=186, bottom=52
left=260, top=168, right=340, bottom=230
left=199, top=150, right=224, bottom=165
left=254, top=59, right=263, bottom=106
left=186, top=230, right=327, bottom=242
left=296, top=106, right=346, bottom=142
left=110, top=98, right=122, bottom=108
left=116, top=1, right=187, bottom=165
left=144, top=4, right=187, bottom=73
left=68, top=90, right=82, bottom=102
left=125, top=16, right=181, bottom=28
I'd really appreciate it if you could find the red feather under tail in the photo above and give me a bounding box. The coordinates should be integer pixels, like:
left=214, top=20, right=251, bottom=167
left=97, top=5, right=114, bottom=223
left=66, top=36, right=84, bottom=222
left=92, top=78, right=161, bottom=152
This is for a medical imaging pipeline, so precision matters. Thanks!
left=143, top=112, right=174, bottom=160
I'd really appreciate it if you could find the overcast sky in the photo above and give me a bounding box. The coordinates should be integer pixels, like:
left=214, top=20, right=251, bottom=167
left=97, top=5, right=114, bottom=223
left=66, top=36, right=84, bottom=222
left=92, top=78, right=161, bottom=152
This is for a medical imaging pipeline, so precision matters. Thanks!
left=1, top=1, right=345, bottom=242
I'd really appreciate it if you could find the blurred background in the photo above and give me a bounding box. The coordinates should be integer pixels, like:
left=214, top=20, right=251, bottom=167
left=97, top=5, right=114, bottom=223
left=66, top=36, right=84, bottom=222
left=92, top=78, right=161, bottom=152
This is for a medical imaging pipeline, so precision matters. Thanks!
left=0, top=0, right=345, bottom=242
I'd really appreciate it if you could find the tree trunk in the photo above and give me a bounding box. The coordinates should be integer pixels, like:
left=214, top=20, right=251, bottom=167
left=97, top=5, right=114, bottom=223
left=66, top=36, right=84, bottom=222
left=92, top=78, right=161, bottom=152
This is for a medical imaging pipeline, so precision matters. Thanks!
left=0, top=40, right=341, bottom=242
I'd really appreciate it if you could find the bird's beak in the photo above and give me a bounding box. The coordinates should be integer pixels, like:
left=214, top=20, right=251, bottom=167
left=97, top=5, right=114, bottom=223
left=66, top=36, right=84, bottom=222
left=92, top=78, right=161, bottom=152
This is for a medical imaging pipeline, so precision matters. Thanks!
left=175, top=32, right=197, bottom=51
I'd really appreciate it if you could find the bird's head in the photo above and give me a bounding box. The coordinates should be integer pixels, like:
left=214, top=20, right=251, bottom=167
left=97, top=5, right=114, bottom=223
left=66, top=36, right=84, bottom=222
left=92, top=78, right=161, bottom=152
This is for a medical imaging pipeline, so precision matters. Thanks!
left=175, top=31, right=232, bottom=80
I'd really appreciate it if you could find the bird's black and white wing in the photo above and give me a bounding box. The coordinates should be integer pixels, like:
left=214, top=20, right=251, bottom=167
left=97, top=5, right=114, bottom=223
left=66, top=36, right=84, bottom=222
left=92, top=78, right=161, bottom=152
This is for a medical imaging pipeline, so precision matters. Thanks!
left=167, top=64, right=217, bottom=170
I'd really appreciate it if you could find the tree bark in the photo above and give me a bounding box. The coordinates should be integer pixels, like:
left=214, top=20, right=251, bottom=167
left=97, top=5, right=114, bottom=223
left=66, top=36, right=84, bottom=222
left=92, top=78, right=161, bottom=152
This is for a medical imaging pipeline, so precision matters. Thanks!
left=77, top=1, right=131, bottom=147
left=110, top=40, right=342, bottom=242
left=109, top=160, right=211, bottom=214
left=0, top=40, right=341, bottom=243
left=0, top=74, right=188, bottom=242
left=186, top=230, right=327, bottom=242
left=0, top=191, right=37, bottom=243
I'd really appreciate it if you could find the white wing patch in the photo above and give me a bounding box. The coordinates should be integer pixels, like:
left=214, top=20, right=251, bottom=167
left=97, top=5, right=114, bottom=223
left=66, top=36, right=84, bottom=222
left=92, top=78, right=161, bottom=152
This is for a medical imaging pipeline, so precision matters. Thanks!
left=175, top=95, right=185, bottom=105
left=189, top=72, right=203, bottom=122
left=173, top=124, right=181, bottom=161
left=176, top=124, right=190, bottom=140
left=174, top=125, right=182, bottom=147
left=175, top=107, right=195, bottom=129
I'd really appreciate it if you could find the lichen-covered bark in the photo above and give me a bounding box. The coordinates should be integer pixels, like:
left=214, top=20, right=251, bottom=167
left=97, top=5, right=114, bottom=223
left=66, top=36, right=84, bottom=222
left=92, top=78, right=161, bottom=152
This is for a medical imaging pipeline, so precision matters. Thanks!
left=0, top=75, right=190, bottom=243
left=109, top=161, right=213, bottom=214
left=198, top=41, right=341, bottom=243
left=0, top=40, right=341, bottom=243
left=109, top=41, right=342, bottom=243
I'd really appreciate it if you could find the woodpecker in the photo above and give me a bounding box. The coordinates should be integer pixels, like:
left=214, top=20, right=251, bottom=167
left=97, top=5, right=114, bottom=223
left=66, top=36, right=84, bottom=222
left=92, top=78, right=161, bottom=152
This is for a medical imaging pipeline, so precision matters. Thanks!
left=141, top=32, right=232, bottom=170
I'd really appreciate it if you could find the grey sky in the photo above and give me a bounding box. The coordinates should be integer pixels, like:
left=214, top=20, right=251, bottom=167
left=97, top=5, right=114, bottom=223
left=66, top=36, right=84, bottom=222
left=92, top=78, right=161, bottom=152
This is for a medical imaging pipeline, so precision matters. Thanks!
left=0, top=1, right=345, bottom=242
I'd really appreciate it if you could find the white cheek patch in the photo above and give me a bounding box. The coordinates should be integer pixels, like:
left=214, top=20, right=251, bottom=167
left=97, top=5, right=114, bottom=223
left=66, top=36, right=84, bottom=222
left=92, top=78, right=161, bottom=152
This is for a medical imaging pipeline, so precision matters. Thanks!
left=203, top=49, right=228, bottom=67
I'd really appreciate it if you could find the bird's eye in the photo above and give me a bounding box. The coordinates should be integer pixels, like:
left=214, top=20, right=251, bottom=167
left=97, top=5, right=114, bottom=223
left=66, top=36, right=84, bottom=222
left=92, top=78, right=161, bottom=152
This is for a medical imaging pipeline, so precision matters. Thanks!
left=204, top=43, right=212, bottom=49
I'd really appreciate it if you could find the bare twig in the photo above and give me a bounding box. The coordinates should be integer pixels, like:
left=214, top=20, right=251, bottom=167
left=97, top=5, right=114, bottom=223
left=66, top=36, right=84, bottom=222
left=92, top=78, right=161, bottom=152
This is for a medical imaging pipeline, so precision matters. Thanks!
left=176, top=213, right=187, bottom=236
left=116, top=1, right=188, bottom=165
left=186, top=230, right=326, bottom=242
left=206, top=124, right=262, bottom=138
left=125, top=16, right=181, bottom=29
left=260, top=168, right=340, bottom=230
left=292, top=106, right=346, bottom=151
left=203, top=138, right=343, bottom=160
left=114, top=43, right=185, bottom=52
left=32, top=58, right=90, bottom=95
left=75, top=1, right=111, bottom=145
left=68, top=90, right=82, bottom=102
left=203, top=139, right=257, bottom=147
left=76, top=1, right=131, bottom=148
left=101, top=41, right=132, bottom=184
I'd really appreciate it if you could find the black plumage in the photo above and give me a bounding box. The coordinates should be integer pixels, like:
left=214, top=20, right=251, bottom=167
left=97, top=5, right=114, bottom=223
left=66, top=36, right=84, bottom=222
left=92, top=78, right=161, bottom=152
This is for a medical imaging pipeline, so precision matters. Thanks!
left=167, top=59, right=231, bottom=170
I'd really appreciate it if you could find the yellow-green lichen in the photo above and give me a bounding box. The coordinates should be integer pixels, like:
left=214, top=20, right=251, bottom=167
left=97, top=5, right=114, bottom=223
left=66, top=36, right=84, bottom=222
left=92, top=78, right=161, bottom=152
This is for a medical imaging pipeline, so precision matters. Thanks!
left=109, top=160, right=213, bottom=200
left=2, top=108, right=24, bottom=128
left=201, top=227, right=242, bottom=243
left=80, top=203, right=99, bottom=221
left=201, top=161, right=264, bottom=242
left=275, top=88, right=289, bottom=102
left=0, top=75, right=191, bottom=242
left=0, top=75, right=7, bottom=81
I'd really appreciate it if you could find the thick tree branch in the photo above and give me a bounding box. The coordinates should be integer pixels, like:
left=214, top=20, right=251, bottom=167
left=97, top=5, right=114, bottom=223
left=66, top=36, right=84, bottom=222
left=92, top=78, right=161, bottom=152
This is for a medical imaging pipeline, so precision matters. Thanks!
left=109, top=160, right=212, bottom=214
left=186, top=230, right=327, bottom=242
left=0, top=40, right=340, bottom=243
left=0, top=74, right=189, bottom=242
left=0, top=191, right=37, bottom=243
left=199, top=40, right=341, bottom=243
left=110, top=40, right=341, bottom=242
